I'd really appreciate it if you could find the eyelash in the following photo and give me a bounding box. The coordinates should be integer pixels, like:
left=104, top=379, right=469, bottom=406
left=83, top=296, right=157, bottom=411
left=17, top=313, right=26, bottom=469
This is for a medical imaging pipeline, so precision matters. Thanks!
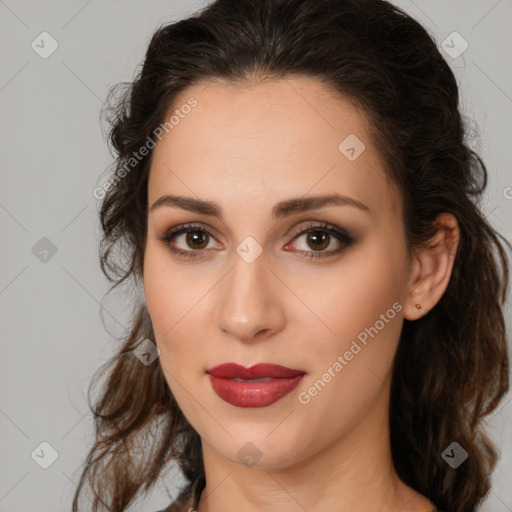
left=158, top=221, right=354, bottom=261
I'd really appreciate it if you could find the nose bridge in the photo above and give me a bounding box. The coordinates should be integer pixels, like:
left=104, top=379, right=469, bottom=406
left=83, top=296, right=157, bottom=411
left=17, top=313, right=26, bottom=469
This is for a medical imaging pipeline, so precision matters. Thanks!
left=216, top=246, right=284, bottom=341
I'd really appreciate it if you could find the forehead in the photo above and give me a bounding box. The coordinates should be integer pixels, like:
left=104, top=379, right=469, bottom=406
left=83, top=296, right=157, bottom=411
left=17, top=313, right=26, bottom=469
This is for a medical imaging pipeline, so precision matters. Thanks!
left=147, top=77, right=400, bottom=222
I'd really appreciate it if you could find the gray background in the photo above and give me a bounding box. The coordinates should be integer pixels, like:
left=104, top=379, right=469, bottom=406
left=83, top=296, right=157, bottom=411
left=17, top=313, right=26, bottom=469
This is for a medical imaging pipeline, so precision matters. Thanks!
left=0, top=1, right=511, bottom=511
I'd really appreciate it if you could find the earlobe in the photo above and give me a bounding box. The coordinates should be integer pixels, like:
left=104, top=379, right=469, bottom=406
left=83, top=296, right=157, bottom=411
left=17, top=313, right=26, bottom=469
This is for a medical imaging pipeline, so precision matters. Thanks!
left=403, top=213, right=460, bottom=320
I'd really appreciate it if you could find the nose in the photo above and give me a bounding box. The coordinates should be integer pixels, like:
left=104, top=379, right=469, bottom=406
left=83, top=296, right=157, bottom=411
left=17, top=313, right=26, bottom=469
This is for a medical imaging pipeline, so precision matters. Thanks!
left=215, top=252, right=286, bottom=343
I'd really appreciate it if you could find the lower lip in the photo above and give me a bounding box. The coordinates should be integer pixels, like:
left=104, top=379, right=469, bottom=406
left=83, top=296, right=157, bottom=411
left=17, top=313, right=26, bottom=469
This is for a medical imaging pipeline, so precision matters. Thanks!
left=208, top=374, right=305, bottom=408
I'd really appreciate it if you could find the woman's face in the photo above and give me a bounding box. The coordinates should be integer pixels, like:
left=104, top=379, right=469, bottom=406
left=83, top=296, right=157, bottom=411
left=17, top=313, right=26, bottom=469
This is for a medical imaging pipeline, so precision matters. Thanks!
left=143, top=76, right=413, bottom=469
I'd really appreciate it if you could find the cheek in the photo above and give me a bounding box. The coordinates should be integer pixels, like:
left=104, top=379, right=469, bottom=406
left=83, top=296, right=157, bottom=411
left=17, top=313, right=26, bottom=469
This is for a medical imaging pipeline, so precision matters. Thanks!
left=143, top=242, right=211, bottom=378
left=143, top=246, right=172, bottom=331
left=295, top=250, right=404, bottom=340
left=143, top=241, right=194, bottom=336
left=295, top=242, right=406, bottom=397
left=143, top=247, right=203, bottom=418
left=293, top=266, right=404, bottom=444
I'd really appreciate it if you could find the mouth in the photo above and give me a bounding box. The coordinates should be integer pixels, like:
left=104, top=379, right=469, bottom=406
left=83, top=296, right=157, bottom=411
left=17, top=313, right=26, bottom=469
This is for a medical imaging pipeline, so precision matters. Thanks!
left=206, top=363, right=306, bottom=408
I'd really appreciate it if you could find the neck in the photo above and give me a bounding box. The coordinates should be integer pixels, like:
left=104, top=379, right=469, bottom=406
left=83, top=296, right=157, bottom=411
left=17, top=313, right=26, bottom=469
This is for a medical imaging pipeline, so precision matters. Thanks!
left=196, top=383, right=434, bottom=512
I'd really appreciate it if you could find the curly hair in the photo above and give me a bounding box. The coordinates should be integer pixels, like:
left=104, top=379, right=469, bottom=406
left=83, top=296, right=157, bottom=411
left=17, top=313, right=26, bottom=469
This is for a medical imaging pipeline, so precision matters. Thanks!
left=73, top=0, right=511, bottom=511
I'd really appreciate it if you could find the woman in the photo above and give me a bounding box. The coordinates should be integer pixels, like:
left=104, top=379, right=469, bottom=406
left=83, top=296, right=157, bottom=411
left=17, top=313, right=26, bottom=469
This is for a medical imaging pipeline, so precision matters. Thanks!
left=73, top=1, right=511, bottom=511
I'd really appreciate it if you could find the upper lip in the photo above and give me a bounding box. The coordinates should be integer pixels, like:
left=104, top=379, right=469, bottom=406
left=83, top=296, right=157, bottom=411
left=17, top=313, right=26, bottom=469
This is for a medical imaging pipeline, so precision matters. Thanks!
left=207, top=363, right=306, bottom=379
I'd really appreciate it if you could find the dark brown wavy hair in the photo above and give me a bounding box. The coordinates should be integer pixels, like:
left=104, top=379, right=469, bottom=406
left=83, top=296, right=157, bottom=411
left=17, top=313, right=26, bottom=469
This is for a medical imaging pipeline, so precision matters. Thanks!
left=73, top=0, right=511, bottom=511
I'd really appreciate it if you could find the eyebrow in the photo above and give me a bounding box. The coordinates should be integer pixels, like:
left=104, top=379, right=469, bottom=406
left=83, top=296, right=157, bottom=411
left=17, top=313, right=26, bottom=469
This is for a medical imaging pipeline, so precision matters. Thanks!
left=148, top=193, right=371, bottom=219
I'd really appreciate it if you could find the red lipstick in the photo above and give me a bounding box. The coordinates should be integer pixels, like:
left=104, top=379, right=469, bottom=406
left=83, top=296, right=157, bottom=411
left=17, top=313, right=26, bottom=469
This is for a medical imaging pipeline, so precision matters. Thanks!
left=207, top=363, right=306, bottom=408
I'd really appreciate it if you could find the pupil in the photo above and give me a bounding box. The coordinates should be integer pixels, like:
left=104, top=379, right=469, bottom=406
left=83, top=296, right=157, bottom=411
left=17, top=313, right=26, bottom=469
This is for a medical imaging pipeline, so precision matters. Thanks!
left=184, top=230, right=330, bottom=251
left=309, top=232, right=328, bottom=250
left=187, top=231, right=208, bottom=249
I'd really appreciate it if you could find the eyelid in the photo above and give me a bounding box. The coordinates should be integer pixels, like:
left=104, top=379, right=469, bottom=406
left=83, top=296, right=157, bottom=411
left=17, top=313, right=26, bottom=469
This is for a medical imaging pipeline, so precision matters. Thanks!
left=161, top=220, right=349, bottom=241
left=287, top=221, right=350, bottom=241
left=158, top=220, right=354, bottom=260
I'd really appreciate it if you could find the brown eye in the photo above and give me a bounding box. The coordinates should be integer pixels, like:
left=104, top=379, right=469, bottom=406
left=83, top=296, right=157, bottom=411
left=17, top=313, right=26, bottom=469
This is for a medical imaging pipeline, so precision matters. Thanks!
left=305, top=230, right=330, bottom=251
left=285, top=222, right=354, bottom=260
left=159, top=221, right=354, bottom=261
left=159, top=223, right=217, bottom=259
left=184, top=230, right=209, bottom=250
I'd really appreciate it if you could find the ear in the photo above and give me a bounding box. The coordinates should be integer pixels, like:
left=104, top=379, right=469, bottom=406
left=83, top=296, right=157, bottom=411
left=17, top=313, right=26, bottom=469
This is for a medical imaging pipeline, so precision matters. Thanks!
left=403, top=213, right=460, bottom=320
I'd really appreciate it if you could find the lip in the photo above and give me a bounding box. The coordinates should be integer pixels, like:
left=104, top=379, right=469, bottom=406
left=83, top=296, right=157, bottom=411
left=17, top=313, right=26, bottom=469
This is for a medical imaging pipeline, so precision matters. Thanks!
left=207, top=363, right=306, bottom=408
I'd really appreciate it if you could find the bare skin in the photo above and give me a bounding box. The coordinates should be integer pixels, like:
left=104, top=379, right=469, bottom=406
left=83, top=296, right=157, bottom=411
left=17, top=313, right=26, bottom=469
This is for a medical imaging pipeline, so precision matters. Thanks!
left=143, top=76, right=460, bottom=512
